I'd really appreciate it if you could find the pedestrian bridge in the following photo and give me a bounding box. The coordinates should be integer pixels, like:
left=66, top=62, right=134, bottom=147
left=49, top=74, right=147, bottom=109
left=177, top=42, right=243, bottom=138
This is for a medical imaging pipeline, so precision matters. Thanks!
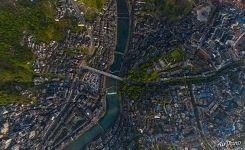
left=81, top=66, right=123, bottom=81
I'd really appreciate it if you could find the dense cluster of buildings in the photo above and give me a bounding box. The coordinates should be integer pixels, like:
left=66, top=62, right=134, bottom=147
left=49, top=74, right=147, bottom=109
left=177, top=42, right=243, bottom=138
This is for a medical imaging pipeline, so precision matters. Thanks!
left=0, top=0, right=244, bottom=149
left=72, top=0, right=245, bottom=149
left=193, top=71, right=244, bottom=145
left=109, top=0, right=245, bottom=149
left=0, top=0, right=117, bottom=149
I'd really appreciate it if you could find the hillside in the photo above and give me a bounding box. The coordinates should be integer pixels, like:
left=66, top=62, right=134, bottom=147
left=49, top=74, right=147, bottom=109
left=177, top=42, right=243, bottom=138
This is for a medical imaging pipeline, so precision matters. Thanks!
left=0, top=0, right=78, bottom=105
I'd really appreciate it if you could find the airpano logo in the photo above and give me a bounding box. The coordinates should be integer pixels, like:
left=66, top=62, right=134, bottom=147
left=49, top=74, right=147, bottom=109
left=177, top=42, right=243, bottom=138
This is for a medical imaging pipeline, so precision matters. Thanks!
left=217, top=140, right=242, bottom=147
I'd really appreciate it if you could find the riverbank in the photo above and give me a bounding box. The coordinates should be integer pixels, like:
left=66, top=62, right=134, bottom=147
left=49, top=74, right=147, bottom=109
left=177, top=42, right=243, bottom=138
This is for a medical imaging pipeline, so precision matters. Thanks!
left=65, top=0, right=130, bottom=149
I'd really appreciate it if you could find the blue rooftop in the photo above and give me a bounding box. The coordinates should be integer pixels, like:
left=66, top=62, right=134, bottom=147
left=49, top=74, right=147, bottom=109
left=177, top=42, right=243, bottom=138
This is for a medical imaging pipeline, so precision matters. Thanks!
left=237, top=15, right=245, bottom=31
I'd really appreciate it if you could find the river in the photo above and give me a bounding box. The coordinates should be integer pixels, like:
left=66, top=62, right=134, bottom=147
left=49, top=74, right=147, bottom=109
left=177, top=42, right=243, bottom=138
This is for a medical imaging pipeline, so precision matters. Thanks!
left=65, top=0, right=129, bottom=149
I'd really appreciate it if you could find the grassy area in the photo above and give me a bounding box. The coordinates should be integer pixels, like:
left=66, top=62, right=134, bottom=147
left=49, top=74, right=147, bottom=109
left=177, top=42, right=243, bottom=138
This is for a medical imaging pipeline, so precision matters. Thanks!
left=127, top=69, right=160, bottom=83
left=0, top=81, right=34, bottom=105
left=119, top=83, right=144, bottom=100
left=144, top=48, right=185, bottom=68
left=141, top=48, right=185, bottom=74
left=77, top=0, right=107, bottom=11
left=120, top=64, right=160, bottom=100
left=164, top=48, right=185, bottom=64
left=84, top=8, right=99, bottom=23
left=159, top=144, right=177, bottom=150
left=142, top=0, right=193, bottom=22
left=120, top=48, right=185, bottom=99
left=76, top=0, right=107, bottom=23
left=159, top=0, right=192, bottom=22
left=0, top=0, right=80, bottom=105
left=80, top=46, right=89, bottom=54
left=64, top=46, right=89, bottom=57
left=0, top=91, right=27, bottom=106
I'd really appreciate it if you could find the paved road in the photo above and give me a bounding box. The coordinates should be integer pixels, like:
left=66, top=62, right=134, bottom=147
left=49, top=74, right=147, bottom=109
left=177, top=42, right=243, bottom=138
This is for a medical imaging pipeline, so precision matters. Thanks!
left=188, top=84, right=212, bottom=150
left=234, top=32, right=245, bottom=46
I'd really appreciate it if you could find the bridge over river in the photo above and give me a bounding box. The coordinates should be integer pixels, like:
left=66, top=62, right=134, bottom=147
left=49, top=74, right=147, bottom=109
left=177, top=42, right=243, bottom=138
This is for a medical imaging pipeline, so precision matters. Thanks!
left=65, top=0, right=130, bottom=149
left=81, top=66, right=124, bottom=81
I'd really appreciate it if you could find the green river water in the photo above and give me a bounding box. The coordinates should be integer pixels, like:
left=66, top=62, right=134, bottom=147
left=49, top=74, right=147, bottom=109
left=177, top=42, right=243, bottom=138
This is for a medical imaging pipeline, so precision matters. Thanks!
left=65, top=0, right=129, bottom=149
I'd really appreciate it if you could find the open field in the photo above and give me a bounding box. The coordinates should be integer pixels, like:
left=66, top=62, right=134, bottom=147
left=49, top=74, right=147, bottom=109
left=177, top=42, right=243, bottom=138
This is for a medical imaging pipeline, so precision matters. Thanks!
left=76, top=0, right=107, bottom=11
